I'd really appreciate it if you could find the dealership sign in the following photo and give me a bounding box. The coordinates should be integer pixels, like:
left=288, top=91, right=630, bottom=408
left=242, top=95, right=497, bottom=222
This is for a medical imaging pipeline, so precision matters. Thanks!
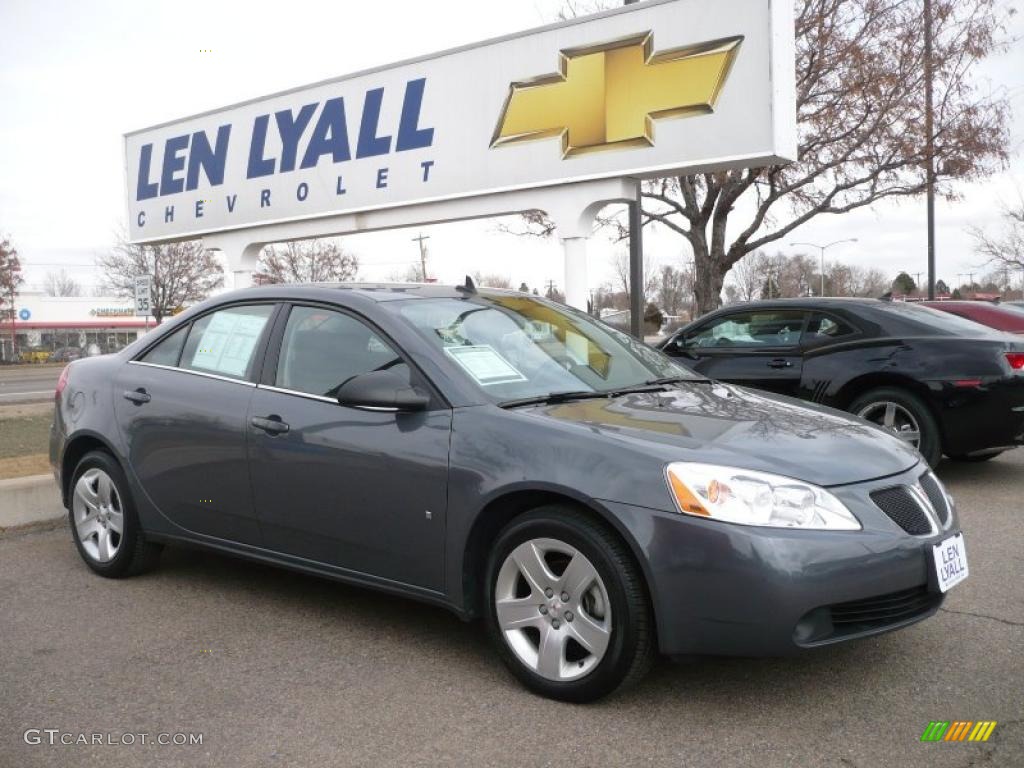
left=125, top=0, right=795, bottom=243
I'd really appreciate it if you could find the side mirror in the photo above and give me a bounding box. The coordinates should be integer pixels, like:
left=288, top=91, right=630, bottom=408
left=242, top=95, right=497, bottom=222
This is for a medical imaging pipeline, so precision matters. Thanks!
left=336, top=370, right=429, bottom=412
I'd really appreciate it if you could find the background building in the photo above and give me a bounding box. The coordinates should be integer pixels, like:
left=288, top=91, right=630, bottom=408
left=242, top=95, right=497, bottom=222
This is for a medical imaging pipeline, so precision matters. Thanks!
left=0, top=290, right=157, bottom=362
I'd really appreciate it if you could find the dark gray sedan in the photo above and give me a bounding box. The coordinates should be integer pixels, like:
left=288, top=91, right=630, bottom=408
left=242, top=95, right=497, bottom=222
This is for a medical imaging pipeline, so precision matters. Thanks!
left=50, top=283, right=968, bottom=702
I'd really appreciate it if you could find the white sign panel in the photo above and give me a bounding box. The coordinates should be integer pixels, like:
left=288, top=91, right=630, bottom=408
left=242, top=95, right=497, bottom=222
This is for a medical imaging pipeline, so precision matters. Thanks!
left=134, top=275, right=152, bottom=317
left=125, top=0, right=795, bottom=244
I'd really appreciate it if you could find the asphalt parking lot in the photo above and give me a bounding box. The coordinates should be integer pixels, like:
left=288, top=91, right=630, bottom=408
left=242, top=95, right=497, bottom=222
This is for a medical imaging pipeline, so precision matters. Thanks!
left=2, top=453, right=1022, bottom=768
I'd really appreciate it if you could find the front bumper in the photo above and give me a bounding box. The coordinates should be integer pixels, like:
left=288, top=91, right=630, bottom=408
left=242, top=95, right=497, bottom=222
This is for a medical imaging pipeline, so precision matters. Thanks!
left=604, top=464, right=959, bottom=657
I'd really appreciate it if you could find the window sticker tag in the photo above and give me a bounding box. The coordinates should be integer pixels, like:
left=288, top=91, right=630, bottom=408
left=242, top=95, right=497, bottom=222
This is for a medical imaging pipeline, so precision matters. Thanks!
left=445, top=345, right=527, bottom=386
left=191, top=312, right=266, bottom=377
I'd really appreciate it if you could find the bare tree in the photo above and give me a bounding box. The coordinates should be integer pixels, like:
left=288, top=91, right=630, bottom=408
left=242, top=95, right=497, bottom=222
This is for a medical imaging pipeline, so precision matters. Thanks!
left=848, top=264, right=889, bottom=297
left=386, top=264, right=425, bottom=283
left=1, top=236, right=23, bottom=358
left=97, top=233, right=224, bottom=323
left=43, top=269, right=81, bottom=297
left=730, top=251, right=771, bottom=301
left=472, top=272, right=513, bottom=289
left=520, top=0, right=1011, bottom=314
left=610, top=251, right=659, bottom=302
left=256, top=239, right=359, bottom=284
left=655, top=264, right=693, bottom=316
left=0, top=235, right=22, bottom=311
left=970, top=195, right=1024, bottom=274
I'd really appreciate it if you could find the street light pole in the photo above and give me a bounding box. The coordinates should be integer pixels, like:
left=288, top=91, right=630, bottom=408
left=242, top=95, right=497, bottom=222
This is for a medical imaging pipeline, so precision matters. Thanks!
left=790, top=239, right=859, bottom=297
left=924, top=0, right=937, bottom=300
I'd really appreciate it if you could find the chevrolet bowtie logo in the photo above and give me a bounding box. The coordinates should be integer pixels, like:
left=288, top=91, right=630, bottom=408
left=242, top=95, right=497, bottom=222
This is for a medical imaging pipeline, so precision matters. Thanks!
left=492, top=33, right=743, bottom=158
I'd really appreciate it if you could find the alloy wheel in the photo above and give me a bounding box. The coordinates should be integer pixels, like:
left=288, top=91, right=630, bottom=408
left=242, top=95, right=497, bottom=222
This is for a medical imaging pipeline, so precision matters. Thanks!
left=856, top=401, right=922, bottom=449
left=494, top=537, right=612, bottom=682
left=73, top=468, right=124, bottom=563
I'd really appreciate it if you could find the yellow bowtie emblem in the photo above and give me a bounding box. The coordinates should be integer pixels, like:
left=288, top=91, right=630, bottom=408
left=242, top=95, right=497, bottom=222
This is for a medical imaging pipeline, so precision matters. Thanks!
left=492, top=34, right=743, bottom=158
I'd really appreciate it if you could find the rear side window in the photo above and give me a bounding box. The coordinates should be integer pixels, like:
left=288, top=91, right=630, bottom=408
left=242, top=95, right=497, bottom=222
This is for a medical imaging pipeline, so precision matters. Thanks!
left=804, top=313, right=857, bottom=345
left=180, top=305, right=275, bottom=380
left=688, top=310, right=805, bottom=348
left=140, top=326, right=188, bottom=366
left=276, top=306, right=407, bottom=397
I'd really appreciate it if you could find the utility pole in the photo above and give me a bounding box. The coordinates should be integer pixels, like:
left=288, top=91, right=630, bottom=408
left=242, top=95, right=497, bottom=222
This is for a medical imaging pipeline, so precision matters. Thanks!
left=624, top=0, right=644, bottom=339
left=924, top=0, right=937, bottom=300
left=412, top=233, right=430, bottom=282
left=913, top=273, right=923, bottom=292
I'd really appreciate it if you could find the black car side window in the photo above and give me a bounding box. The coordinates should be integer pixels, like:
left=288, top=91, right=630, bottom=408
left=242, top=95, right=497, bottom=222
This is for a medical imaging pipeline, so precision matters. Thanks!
left=276, top=306, right=409, bottom=398
left=687, top=311, right=805, bottom=349
left=139, top=325, right=188, bottom=367
left=179, top=305, right=275, bottom=380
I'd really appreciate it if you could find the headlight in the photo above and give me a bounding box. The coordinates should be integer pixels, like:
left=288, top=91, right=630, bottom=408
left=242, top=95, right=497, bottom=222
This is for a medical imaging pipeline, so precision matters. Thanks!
left=665, top=462, right=861, bottom=530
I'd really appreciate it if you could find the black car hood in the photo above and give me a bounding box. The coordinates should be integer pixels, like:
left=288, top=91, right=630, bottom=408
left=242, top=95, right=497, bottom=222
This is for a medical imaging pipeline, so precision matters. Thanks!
left=528, top=383, right=920, bottom=487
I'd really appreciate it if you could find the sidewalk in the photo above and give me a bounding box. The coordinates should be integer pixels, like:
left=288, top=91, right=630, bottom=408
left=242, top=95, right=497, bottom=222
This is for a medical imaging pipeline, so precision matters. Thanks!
left=0, top=474, right=65, bottom=534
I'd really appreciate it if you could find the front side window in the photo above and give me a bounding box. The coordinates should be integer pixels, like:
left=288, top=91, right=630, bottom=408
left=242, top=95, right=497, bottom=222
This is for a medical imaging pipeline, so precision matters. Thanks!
left=276, top=306, right=406, bottom=397
left=687, top=311, right=806, bottom=349
left=392, top=294, right=695, bottom=402
left=180, top=305, right=275, bottom=380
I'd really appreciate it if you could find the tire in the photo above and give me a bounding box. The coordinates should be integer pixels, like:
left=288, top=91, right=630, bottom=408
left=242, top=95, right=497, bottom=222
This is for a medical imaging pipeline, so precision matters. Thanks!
left=848, top=387, right=942, bottom=468
left=484, top=505, right=654, bottom=703
left=68, top=450, right=162, bottom=578
left=948, top=450, right=1005, bottom=463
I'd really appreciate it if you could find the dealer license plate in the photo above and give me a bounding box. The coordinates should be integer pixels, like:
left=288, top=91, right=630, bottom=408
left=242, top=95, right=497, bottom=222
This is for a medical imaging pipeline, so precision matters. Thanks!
left=932, top=534, right=968, bottom=593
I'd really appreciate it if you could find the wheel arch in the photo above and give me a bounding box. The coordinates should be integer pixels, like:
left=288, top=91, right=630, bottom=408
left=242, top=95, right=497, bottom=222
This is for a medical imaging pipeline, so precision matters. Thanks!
left=832, top=372, right=947, bottom=449
left=833, top=372, right=937, bottom=413
left=60, top=431, right=121, bottom=508
left=459, top=487, right=656, bottom=628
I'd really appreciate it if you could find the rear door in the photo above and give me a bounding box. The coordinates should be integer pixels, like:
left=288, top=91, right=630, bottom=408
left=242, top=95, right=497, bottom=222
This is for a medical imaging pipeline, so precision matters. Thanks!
left=673, top=309, right=807, bottom=395
left=246, top=303, right=451, bottom=591
left=113, top=303, right=278, bottom=545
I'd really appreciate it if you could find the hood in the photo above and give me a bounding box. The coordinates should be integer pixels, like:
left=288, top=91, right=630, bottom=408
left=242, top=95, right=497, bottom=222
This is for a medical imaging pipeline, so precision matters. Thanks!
left=529, top=383, right=920, bottom=487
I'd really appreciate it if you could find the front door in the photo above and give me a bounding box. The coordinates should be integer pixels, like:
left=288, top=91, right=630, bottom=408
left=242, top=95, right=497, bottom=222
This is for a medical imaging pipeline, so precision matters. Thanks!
left=113, top=303, right=277, bottom=544
left=675, top=309, right=806, bottom=396
left=247, top=304, right=451, bottom=591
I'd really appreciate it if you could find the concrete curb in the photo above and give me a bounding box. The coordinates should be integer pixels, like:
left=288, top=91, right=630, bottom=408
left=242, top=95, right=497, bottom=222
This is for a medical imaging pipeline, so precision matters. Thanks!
left=0, top=474, right=66, bottom=534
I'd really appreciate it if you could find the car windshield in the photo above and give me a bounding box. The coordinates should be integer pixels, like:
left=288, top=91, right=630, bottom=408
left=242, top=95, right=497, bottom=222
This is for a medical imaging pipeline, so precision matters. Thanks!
left=392, top=293, right=699, bottom=401
left=873, top=301, right=1008, bottom=336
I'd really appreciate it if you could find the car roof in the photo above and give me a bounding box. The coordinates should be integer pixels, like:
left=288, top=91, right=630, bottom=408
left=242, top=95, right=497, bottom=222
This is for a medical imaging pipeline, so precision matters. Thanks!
left=213, top=281, right=525, bottom=305
left=922, top=300, right=1016, bottom=311
left=700, top=297, right=885, bottom=313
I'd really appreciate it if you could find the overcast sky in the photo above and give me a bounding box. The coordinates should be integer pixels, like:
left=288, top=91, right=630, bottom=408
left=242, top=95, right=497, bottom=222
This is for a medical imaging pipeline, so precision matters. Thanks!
left=1, top=0, right=1021, bottom=298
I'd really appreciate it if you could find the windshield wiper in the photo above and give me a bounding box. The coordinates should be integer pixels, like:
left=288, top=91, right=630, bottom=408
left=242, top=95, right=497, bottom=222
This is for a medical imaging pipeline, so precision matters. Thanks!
left=645, top=376, right=709, bottom=386
left=498, top=391, right=611, bottom=409
left=500, top=383, right=682, bottom=409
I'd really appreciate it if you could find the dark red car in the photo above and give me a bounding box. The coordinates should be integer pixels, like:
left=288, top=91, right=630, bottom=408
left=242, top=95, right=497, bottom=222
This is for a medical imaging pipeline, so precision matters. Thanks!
left=921, top=301, right=1024, bottom=334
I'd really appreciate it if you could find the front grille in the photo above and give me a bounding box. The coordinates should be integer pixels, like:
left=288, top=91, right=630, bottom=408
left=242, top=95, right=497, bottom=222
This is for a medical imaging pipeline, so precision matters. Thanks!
left=829, top=585, right=940, bottom=631
left=870, top=486, right=933, bottom=535
left=919, top=472, right=951, bottom=528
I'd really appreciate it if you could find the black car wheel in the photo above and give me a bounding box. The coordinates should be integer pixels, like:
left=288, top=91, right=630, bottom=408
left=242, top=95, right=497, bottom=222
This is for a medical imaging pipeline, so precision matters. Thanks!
left=849, top=387, right=941, bottom=467
left=484, top=505, right=654, bottom=703
left=69, top=451, right=162, bottom=578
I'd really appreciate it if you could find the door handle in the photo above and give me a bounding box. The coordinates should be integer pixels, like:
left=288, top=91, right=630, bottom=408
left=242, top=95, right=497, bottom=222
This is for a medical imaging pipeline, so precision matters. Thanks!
left=767, top=359, right=793, bottom=369
left=251, top=416, right=290, bottom=435
left=123, top=388, right=151, bottom=405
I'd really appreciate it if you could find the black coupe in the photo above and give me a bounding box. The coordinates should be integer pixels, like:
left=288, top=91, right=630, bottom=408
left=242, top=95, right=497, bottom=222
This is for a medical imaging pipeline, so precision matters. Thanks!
left=659, top=298, right=1024, bottom=466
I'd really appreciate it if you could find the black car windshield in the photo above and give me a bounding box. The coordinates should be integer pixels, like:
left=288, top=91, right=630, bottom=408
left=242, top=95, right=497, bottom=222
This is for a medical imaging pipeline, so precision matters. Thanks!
left=392, top=294, right=699, bottom=401
left=873, top=301, right=1008, bottom=336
